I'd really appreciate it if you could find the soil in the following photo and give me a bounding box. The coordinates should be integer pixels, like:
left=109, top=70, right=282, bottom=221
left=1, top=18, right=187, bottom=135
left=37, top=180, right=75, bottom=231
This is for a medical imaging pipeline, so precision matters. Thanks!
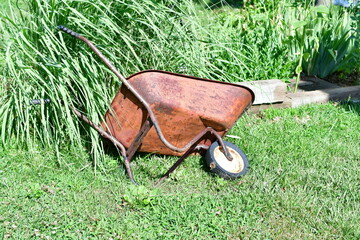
left=324, top=71, right=360, bottom=87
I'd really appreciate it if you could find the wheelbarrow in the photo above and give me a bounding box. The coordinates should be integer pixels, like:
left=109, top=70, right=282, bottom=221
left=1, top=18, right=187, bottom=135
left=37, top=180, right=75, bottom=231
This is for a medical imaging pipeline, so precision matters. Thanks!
left=52, top=26, right=255, bottom=185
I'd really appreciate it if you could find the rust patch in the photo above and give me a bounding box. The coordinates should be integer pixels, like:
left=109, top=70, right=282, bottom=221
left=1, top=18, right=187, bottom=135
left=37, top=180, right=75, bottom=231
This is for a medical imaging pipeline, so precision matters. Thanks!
left=153, top=102, right=176, bottom=115
left=102, top=70, right=254, bottom=156
left=199, top=116, right=226, bottom=132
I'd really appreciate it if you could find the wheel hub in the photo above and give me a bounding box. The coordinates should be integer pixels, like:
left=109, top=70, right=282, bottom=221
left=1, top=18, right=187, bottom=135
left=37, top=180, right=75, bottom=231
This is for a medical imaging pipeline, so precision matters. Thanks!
left=214, top=146, right=244, bottom=173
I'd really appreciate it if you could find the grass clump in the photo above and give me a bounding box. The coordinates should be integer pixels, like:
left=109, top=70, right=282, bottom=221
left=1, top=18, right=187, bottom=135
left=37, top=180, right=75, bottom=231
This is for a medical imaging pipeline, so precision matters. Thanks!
left=0, top=0, right=212, bottom=164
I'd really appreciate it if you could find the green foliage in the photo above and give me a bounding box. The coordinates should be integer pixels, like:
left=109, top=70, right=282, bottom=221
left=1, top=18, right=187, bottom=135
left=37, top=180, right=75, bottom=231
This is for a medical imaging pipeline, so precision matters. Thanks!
left=0, top=0, right=211, bottom=165
left=289, top=4, right=359, bottom=78
left=0, top=0, right=358, bottom=167
left=123, top=185, right=159, bottom=207
left=210, top=6, right=295, bottom=80
left=350, top=1, right=360, bottom=72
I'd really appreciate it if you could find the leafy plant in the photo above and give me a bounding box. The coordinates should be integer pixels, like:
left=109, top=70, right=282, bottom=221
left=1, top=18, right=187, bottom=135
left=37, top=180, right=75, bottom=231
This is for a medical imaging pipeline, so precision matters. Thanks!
left=122, top=185, right=159, bottom=207
left=290, top=4, right=358, bottom=81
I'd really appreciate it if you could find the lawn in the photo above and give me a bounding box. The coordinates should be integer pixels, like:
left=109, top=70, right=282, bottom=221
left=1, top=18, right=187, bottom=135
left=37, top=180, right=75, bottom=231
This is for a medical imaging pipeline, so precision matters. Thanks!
left=1, top=103, right=359, bottom=239
left=0, top=0, right=359, bottom=239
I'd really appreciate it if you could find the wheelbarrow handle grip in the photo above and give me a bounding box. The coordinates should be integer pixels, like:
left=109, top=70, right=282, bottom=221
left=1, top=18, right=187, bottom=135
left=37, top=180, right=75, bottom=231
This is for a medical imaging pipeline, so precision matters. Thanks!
left=58, top=25, right=80, bottom=38
left=29, top=99, right=51, bottom=105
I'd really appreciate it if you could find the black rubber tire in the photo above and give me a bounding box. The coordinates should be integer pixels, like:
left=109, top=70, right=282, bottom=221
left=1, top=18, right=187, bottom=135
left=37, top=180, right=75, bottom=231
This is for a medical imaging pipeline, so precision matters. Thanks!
left=205, top=140, right=249, bottom=179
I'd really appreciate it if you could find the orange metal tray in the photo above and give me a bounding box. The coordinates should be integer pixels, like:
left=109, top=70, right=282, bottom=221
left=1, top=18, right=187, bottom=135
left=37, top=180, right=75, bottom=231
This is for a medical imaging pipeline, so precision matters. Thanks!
left=103, top=70, right=254, bottom=156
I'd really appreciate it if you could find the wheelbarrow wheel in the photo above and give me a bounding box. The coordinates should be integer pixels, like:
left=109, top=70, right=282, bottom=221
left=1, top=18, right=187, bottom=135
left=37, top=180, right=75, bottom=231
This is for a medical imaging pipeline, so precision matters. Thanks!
left=205, top=140, right=249, bottom=179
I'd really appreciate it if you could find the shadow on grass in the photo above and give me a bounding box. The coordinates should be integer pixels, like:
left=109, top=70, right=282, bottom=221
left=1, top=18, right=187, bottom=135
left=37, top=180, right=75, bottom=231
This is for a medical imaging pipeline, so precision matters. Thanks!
left=340, top=100, right=360, bottom=116
left=194, top=0, right=245, bottom=9
left=104, top=141, right=214, bottom=182
left=134, top=152, right=212, bottom=180
left=209, top=0, right=245, bottom=8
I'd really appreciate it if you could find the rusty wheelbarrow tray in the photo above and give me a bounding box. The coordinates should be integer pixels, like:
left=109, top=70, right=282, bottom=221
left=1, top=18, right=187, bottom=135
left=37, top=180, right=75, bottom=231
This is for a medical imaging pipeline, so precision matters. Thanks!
left=58, top=26, right=255, bottom=185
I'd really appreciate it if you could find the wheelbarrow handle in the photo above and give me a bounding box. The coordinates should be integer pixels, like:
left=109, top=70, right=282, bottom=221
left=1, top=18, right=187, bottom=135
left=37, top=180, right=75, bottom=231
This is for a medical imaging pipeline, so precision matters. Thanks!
left=29, top=99, right=51, bottom=105
left=57, top=26, right=220, bottom=154
left=58, top=25, right=80, bottom=38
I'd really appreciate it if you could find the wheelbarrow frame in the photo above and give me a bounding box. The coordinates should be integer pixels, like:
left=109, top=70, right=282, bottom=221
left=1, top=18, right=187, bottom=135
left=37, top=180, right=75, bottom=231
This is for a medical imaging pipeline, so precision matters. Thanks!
left=58, top=26, right=255, bottom=185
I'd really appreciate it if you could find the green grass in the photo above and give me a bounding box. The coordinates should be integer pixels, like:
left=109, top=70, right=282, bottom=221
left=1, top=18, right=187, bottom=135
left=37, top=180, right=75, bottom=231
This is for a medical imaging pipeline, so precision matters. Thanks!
left=0, top=2, right=359, bottom=237
left=1, top=103, right=359, bottom=239
left=0, top=0, right=9, bottom=10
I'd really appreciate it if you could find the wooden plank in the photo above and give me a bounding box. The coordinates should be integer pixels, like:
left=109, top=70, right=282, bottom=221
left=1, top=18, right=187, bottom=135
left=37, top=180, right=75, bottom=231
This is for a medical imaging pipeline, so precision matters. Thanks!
left=288, top=77, right=339, bottom=92
left=248, top=101, right=291, bottom=114
left=248, top=85, right=360, bottom=113
left=238, top=79, right=287, bottom=105
left=287, top=86, right=360, bottom=107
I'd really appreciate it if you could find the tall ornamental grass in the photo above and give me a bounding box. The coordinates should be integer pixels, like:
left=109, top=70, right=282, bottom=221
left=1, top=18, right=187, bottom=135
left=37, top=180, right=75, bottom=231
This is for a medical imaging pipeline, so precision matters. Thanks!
left=0, top=0, right=293, bottom=159
left=0, top=0, right=358, bottom=168
left=0, top=0, right=211, bottom=168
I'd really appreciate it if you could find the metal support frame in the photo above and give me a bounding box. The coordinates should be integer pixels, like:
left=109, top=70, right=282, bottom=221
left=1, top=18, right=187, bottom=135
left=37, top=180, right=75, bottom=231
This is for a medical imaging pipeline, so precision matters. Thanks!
left=155, top=127, right=228, bottom=185
left=72, top=107, right=138, bottom=184
left=73, top=106, right=229, bottom=185
left=126, top=118, right=153, bottom=162
left=60, top=26, right=235, bottom=185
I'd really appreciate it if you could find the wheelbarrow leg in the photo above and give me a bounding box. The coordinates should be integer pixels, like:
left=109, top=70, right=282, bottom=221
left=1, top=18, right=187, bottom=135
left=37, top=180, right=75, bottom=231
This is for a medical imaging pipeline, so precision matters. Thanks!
left=155, top=127, right=234, bottom=185
left=123, top=157, right=138, bottom=185
left=155, top=144, right=201, bottom=186
left=126, top=118, right=153, bottom=162
left=155, top=128, right=215, bottom=186
left=72, top=107, right=138, bottom=184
